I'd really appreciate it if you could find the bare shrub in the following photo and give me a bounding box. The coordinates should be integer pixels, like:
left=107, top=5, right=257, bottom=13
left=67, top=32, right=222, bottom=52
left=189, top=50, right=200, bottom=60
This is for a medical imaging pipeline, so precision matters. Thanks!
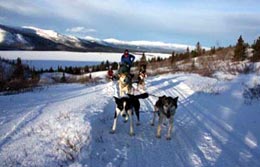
left=57, top=129, right=86, bottom=163
left=196, top=68, right=214, bottom=77
left=243, top=83, right=260, bottom=104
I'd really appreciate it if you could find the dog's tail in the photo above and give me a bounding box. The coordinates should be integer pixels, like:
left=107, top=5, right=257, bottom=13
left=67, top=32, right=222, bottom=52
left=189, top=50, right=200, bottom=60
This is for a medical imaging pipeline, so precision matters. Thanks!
left=128, top=93, right=149, bottom=99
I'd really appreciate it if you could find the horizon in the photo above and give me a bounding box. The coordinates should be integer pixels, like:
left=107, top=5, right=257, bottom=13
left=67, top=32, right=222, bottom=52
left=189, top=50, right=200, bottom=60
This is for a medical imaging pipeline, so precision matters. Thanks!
left=1, top=0, right=260, bottom=47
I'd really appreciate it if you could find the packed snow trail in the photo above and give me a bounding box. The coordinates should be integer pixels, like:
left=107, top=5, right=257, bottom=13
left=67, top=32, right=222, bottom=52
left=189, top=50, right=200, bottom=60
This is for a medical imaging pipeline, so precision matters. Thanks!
left=0, top=73, right=260, bottom=167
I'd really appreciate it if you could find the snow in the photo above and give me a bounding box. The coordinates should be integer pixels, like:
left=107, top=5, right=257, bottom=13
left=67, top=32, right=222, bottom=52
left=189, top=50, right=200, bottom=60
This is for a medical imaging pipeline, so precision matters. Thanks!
left=0, top=28, right=30, bottom=46
left=22, top=26, right=59, bottom=40
left=16, top=34, right=28, bottom=44
left=84, top=36, right=104, bottom=44
left=0, top=72, right=260, bottom=166
left=21, top=26, right=87, bottom=49
left=0, top=28, right=5, bottom=43
left=0, top=28, right=15, bottom=45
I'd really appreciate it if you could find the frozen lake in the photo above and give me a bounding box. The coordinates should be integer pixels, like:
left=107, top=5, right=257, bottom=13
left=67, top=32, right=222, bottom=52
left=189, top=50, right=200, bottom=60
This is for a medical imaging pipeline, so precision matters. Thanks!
left=0, top=51, right=171, bottom=69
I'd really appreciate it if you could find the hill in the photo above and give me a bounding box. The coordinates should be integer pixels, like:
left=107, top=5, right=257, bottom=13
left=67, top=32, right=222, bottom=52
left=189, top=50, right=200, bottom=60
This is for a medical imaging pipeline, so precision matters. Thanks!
left=0, top=24, right=199, bottom=53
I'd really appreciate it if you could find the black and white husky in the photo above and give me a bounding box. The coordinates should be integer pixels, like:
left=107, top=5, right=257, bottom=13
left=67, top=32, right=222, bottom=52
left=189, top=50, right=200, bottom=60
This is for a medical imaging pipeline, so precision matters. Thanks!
left=151, top=95, right=179, bottom=140
left=110, top=93, right=149, bottom=136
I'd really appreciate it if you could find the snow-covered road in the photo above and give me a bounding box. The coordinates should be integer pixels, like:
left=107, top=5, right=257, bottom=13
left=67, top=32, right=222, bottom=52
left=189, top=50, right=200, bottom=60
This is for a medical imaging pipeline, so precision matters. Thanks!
left=0, top=73, right=260, bottom=167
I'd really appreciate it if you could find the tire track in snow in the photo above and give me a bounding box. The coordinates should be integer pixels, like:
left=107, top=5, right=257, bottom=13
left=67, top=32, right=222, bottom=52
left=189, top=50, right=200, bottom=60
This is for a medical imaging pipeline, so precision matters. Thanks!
left=170, top=83, right=260, bottom=166
left=133, top=82, right=188, bottom=166
left=141, top=79, right=203, bottom=166
left=83, top=81, right=188, bottom=167
left=0, top=103, right=48, bottom=149
left=148, top=86, right=212, bottom=167
left=171, top=86, right=241, bottom=166
left=147, top=78, right=239, bottom=166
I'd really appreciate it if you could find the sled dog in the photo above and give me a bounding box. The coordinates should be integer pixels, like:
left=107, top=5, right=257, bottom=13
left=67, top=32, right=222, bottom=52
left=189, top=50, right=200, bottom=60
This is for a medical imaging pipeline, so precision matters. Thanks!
left=118, top=73, right=132, bottom=96
left=137, top=72, right=146, bottom=90
left=151, top=95, right=179, bottom=140
left=111, top=93, right=149, bottom=136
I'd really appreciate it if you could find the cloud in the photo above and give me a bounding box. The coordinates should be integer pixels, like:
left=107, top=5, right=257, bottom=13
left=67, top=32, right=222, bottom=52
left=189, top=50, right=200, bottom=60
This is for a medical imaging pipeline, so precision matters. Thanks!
left=66, top=26, right=97, bottom=34
left=1, top=0, right=260, bottom=46
left=0, top=0, right=42, bottom=16
left=0, top=16, right=6, bottom=21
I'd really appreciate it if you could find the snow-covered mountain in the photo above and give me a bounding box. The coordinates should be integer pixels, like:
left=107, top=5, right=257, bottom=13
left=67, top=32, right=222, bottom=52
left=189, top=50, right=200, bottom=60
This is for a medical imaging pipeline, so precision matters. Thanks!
left=103, top=38, right=196, bottom=53
left=0, top=24, right=118, bottom=52
left=0, top=24, right=197, bottom=53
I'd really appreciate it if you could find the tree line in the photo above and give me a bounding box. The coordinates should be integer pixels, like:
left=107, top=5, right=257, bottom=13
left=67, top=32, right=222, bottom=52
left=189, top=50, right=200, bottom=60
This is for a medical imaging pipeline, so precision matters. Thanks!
left=38, top=60, right=119, bottom=75
left=0, top=57, right=39, bottom=91
left=234, top=35, right=260, bottom=62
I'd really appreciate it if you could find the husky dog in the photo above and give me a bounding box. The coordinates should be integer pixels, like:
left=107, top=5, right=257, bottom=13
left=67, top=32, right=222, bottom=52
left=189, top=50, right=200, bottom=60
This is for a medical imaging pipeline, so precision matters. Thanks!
left=111, top=93, right=149, bottom=136
left=151, top=95, right=179, bottom=140
left=137, top=71, right=146, bottom=90
left=118, top=73, right=132, bottom=96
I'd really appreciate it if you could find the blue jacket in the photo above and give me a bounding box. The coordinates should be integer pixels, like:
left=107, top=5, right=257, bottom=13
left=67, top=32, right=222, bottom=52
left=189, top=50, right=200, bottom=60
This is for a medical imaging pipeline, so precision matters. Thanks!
left=121, top=54, right=135, bottom=66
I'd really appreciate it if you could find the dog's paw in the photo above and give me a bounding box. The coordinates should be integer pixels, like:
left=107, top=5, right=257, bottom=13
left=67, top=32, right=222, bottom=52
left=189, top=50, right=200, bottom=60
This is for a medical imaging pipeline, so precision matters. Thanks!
left=156, top=135, right=161, bottom=139
left=136, top=122, right=141, bottom=126
left=150, top=123, right=154, bottom=126
left=129, top=132, right=135, bottom=136
left=110, top=130, right=115, bottom=134
left=166, top=136, right=171, bottom=140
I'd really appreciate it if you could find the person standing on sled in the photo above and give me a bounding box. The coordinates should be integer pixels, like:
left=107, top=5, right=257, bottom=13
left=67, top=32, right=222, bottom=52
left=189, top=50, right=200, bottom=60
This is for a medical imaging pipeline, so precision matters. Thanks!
left=118, top=49, right=135, bottom=74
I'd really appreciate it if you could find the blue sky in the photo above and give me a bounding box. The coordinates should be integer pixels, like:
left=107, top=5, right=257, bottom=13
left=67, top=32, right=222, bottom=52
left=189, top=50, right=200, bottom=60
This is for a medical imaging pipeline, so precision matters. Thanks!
left=0, top=0, right=260, bottom=47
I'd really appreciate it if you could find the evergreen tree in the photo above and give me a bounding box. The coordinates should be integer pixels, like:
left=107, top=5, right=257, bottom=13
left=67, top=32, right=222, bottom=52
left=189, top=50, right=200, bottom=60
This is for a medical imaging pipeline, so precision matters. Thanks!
left=191, top=50, right=198, bottom=58
left=210, top=46, right=216, bottom=55
left=68, top=66, right=73, bottom=73
left=105, top=60, right=110, bottom=69
left=60, top=72, right=66, bottom=82
left=0, top=61, right=4, bottom=82
left=202, top=49, right=206, bottom=55
left=99, top=61, right=106, bottom=71
left=58, top=66, right=64, bottom=72
left=49, top=67, right=54, bottom=73
left=139, top=52, right=147, bottom=70
left=170, top=51, right=176, bottom=64
left=251, top=36, right=260, bottom=62
left=31, top=67, right=38, bottom=79
left=157, top=57, right=162, bottom=61
left=12, top=57, right=24, bottom=80
left=140, top=52, right=147, bottom=64
left=196, top=42, right=202, bottom=56
left=84, top=66, right=89, bottom=73
left=234, top=35, right=247, bottom=61
left=186, top=47, right=190, bottom=59
left=111, top=62, right=118, bottom=70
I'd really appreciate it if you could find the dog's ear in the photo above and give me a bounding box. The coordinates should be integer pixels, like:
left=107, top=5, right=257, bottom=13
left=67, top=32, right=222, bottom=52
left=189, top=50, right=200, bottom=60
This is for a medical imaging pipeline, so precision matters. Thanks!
left=174, top=96, right=179, bottom=101
left=159, top=95, right=167, bottom=101
left=113, top=96, right=119, bottom=101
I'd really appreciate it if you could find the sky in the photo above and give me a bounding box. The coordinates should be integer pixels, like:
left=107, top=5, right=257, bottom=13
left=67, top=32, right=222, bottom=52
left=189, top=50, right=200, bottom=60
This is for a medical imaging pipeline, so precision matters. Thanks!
left=0, top=0, right=260, bottom=47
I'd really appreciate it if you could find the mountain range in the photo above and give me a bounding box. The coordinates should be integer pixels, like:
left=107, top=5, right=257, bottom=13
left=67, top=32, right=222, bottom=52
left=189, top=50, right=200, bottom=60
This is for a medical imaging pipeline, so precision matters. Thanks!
left=0, top=24, right=195, bottom=53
